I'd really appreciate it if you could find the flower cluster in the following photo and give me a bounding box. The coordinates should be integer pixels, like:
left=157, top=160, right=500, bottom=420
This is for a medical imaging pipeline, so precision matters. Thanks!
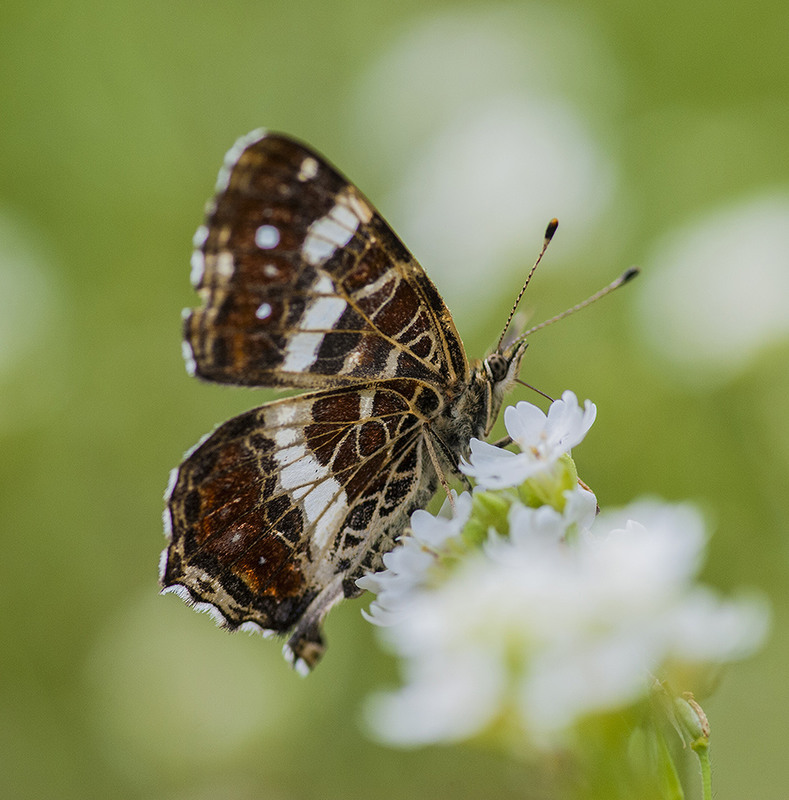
left=359, top=392, right=768, bottom=750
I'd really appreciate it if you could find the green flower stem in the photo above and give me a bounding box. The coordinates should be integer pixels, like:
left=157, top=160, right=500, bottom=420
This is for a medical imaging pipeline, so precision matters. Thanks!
left=691, top=738, right=712, bottom=800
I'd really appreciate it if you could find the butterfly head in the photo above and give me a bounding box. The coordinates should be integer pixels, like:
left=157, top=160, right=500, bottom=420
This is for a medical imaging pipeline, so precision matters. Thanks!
left=478, top=337, right=529, bottom=437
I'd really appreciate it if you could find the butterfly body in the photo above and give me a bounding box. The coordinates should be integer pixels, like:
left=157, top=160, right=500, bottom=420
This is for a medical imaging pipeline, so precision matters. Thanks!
left=161, top=131, right=527, bottom=670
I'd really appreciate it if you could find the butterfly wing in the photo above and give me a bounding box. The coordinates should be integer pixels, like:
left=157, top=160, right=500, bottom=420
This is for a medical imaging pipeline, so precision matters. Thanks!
left=185, top=130, right=469, bottom=390
left=164, top=131, right=476, bottom=670
left=162, top=378, right=443, bottom=670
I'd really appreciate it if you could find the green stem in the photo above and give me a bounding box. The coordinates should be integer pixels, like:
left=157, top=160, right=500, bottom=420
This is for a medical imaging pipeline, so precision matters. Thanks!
left=691, top=740, right=712, bottom=800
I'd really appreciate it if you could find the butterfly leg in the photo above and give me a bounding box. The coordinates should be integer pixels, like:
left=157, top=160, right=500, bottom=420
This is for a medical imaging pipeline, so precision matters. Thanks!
left=283, top=574, right=344, bottom=674
left=431, top=424, right=473, bottom=491
left=421, top=423, right=474, bottom=503
left=421, top=423, right=457, bottom=509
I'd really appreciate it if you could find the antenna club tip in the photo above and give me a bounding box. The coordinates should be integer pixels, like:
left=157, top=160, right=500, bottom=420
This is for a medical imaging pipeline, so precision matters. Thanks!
left=621, top=266, right=640, bottom=283
left=545, top=218, right=559, bottom=241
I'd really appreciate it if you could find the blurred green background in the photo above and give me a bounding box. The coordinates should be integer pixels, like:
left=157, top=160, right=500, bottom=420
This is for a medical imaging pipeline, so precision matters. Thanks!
left=2, top=1, right=788, bottom=798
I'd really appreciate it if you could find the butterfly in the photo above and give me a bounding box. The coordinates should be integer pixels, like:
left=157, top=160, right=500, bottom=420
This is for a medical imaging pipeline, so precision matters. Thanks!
left=160, top=130, right=543, bottom=673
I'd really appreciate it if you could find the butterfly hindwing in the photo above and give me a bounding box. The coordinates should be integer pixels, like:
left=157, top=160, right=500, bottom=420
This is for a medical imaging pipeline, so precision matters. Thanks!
left=185, top=131, right=468, bottom=390
left=163, top=377, right=443, bottom=666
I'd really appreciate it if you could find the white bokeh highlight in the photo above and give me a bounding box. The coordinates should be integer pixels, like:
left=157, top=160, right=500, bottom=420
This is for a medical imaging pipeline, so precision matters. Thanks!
left=637, top=194, right=789, bottom=385
left=0, top=209, right=66, bottom=430
left=0, top=211, right=59, bottom=376
left=348, top=8, right=619, bottom=319
left=388, top=100, right=615, bottom=312
left=84, top=591, right=304, bottom=778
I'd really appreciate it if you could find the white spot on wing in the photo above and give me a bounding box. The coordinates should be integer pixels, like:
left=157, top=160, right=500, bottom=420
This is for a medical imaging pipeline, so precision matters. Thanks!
left=270, top=403, right=298, bottom=426
left=302, top=225, right=344, bottom=265
left=302, top=188, right=364, bottom=266
left=161, top=583, right=191, bottom=601
left=302, top=296, right=346, bottom=330
left=355, top=269, right=395, bottom=301
left=282, top=332, right=324, bottom=372
left=297, top=156, right=319, bottom=181
left=307, top=487, right=348, bottom=550
left=345, top=350, right=364, bottom=370
left=272, top=440, right=349, bottom=550
left=162, top=507, right=172, bottom=538
left=158, top=546, right=170, bottom=579
left=193, top=225, right=209, bottom=248
left=314, top=274, right=334, bottom=294
left=215, top=128, right=267, bottom=192
left=275, top=445, right=308, bottom=469
left=182, top=340, right=197, bottom=376
left=255, top=225, right=280, bottom=250
left=240, top=622, right=274, bottom=638
left=359, top=390, right=375, bottom=419
left=278, top=452, right=327, bottom=489
left=163, top=467, right=180, bottom=502
left=217, top=226, right=231, bottom=247
left=162, top=584, right=234, bottom=629
left=291, top=485, right=310, bottom=501
left=342, top=192, right=373, bottom=224
left=337, top=202, right=363, bottom=230
left=384, top=346, right=400, bottom=376
left=190, top=250, right=205, bottom=286
left=274, top=427, right=297, bottom=448
left=303, top=479, right=340, bottom=523
left=263, top=263, right=279, bottom=278
left=281, top=274, right=346, bottom=371
left=255, top=302, right=272, bottom=320
left=216, top=251, right=234, bottom=279
left=284, top=644, right=312, bottom=677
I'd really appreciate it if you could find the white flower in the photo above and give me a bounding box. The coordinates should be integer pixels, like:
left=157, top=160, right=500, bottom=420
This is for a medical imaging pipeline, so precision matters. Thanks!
left=461, top=391, right=596, bottom=488
left=363, top=498, right=768, bottom=747
left=360, top=398, right=768, bottom=751
left=503, top=484, right=597, bottom=549
left=356, top=492, right=472, bottom=627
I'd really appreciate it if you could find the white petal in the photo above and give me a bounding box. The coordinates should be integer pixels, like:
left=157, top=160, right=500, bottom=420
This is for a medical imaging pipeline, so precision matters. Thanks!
left=504, top=401, right=548, bottom=446
left=545, top=391, right=596, bottom=452
left=665, top=590, right=770, bottom=662
left=365, top=651, right=503, bottom=744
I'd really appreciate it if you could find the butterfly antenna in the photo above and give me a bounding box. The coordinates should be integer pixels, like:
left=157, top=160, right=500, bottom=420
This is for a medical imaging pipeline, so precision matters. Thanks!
left=514, top=378, right=554, bottom=403
left=495, top=218, right=559, bottom=352
left=520, top=267, right=640, bottom=339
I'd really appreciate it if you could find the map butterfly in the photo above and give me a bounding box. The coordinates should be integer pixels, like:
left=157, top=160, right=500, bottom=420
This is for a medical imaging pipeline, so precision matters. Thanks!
left=161, top=130, right=552, bottom=672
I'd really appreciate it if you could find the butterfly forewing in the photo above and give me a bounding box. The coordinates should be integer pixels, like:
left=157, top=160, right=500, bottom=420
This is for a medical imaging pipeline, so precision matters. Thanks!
left=185, top=132, right=468, bottom=390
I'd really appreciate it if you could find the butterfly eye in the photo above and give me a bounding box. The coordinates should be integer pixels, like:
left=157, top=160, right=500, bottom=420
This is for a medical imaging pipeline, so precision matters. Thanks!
left=486, top=353, right=508, bottom=383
